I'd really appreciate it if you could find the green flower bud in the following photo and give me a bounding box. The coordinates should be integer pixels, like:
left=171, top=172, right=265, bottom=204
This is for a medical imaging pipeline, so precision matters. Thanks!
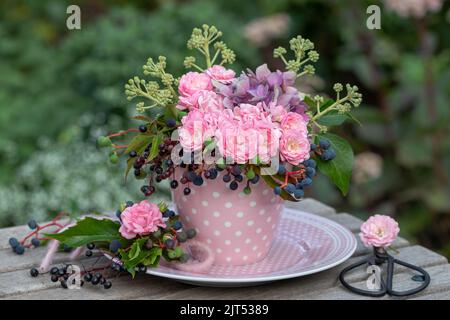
left=97, top=136, right=112, bottom=148
left=109, top=153, right=119, bottom=164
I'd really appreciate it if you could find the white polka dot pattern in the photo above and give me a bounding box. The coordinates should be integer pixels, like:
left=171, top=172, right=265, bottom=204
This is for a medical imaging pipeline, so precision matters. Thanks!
left=172, top=169, right=283, bottom=265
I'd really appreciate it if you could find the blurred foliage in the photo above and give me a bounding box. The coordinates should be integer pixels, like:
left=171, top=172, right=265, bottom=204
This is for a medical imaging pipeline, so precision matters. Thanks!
left=0, top=0, right=449, bottom=256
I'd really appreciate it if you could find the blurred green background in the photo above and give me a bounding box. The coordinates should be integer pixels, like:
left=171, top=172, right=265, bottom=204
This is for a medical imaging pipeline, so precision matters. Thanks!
left=0, top=0, right=449, bottom=257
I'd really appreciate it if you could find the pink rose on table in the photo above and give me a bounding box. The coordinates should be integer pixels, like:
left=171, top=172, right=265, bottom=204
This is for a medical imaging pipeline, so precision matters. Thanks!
left=279, top=130, right=310, bottom=165
left=206, top=65, right=236, bottom=83
left=359, top=215, right=400, bottom=248
left=119, top=200, right=166, bottom=239
left=178, top=109, right=214, bottom=152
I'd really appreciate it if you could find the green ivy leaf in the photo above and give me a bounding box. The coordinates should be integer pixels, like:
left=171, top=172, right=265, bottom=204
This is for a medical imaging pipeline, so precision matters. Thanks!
left=148, top=134, right=162, bottom=161
left=124, top=134, right=152, bottom=156
left=46, top=217, right=123, bottom=248
left=317, top=111, right=348, bottom=126
left=316, top=133, right=354, bottom=196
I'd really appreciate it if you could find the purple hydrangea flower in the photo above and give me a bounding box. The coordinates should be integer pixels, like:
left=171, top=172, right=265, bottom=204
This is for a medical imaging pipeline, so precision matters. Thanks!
left=213, top=64, right=308, bottom=118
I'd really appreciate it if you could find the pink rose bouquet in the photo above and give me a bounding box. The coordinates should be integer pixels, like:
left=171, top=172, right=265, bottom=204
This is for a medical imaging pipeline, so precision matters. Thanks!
left=97, top=24, right=363, bottom=201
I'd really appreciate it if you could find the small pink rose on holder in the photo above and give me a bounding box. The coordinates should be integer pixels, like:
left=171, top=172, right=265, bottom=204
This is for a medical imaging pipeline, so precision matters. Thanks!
left=119, top=200, right=166, bottom=239
left=359, top=214, right=400, bottom=248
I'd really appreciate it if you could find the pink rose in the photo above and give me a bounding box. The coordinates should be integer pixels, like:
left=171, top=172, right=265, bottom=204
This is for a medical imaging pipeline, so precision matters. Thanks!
left=196, top=91, right=224, bottom=115
left=215, top=115, right=259, bottom=163
left=256, top=127, right=281, bottom=163
left=279, top=130, right=311, bottom=165
left=269, top=104, right=288, bottom=123
left=206, top=65, right=236, bottom=83
left=359, top=215, right=400, bottom=248
left=177, top=72, right=213, bottom=109
left=280, top=112, right=308, bottom=136
left=178, top=109, right=214, bottom=152
left=119, top=200, right=166, bottom=239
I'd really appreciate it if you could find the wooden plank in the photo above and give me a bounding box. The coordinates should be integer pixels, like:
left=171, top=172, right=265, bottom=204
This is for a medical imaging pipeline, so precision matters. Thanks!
left=0, top=246, right=101, bottom=274
left=310, top=263, right=450, bottom=300
left=329, top=213, right=363, bottom=233
left=139, top=245, right=447, bottom=300
left=285, top=198, right=336, bottom=217
left=7, top=246, right=436, bottom=299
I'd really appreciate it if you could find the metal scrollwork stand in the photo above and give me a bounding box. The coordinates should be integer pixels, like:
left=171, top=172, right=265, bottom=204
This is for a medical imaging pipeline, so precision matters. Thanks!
left=339, top=247, right=430, bottom=297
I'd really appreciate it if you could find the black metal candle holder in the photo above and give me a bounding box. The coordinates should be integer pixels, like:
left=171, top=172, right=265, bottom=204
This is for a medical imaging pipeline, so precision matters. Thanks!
left=339, top=247, right=430, bottom=297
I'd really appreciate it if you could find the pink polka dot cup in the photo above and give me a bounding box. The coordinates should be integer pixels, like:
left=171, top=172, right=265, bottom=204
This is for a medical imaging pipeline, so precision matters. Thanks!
left=172, top=171, right=284, bottom=266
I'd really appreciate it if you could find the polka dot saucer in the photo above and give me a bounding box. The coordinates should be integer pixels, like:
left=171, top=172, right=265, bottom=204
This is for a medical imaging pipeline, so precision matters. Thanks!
left=145, top=208, right=357, bottom=287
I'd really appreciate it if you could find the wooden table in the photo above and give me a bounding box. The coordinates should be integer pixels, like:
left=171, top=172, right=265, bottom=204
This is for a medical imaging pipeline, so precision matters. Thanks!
left=0, top=199, right=449, bottom=300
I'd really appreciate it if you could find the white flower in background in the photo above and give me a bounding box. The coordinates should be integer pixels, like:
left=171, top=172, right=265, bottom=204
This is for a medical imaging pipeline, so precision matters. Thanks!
left=353, top=152, right=383, bottom=184
left=384, top=0, right=443, bottom=18
left=244, top=13, right=291, bottom=47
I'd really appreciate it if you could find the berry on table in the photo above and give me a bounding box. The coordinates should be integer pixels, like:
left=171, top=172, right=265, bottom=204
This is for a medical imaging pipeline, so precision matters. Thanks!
left=31, top=238, right=40, bottom=247
left=85, top=250, right=93, bottom=257
left=84, top=273, right=93, bottom=282
left=14, top=245, right=25, bottom=255
left=103, top=281, right=112, bottom=289
left=9, top=237, right=19, bottom=249
left=50, top=267, right=59, bottom=275
left=86, top=243, right=95, bottom=250
left=30, top=268, right=39, bottom=277
left=91, top=276, right=100, bottom=285
left=27, top=219, right=38, bottom=230
left=51, top=275, right=59, bottom=283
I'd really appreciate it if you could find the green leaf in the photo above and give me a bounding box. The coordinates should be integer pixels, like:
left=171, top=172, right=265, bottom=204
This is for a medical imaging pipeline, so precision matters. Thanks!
left=316, top=133, right=354, bottom=196
left=148, top=134, right=162, bottom=161
left=317, top=112, right=348, bottom=126
left=46, top=217, right=122, bottom=248
left=124, top=134, right=152, bottom=155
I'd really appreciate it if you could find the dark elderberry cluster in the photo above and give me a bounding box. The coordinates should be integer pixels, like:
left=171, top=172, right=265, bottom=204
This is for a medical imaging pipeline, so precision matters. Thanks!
left=311, top=138, right=336, bottom=161
left=83, top=270, right=112, bottom=289
left=274, top=159, right=317, bottom=200
left=129, top=136, right=177, bottom=197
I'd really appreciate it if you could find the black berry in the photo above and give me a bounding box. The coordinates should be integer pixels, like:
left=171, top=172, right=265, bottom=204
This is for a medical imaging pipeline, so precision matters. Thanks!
left=30, top=268, right=39, bottom=277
